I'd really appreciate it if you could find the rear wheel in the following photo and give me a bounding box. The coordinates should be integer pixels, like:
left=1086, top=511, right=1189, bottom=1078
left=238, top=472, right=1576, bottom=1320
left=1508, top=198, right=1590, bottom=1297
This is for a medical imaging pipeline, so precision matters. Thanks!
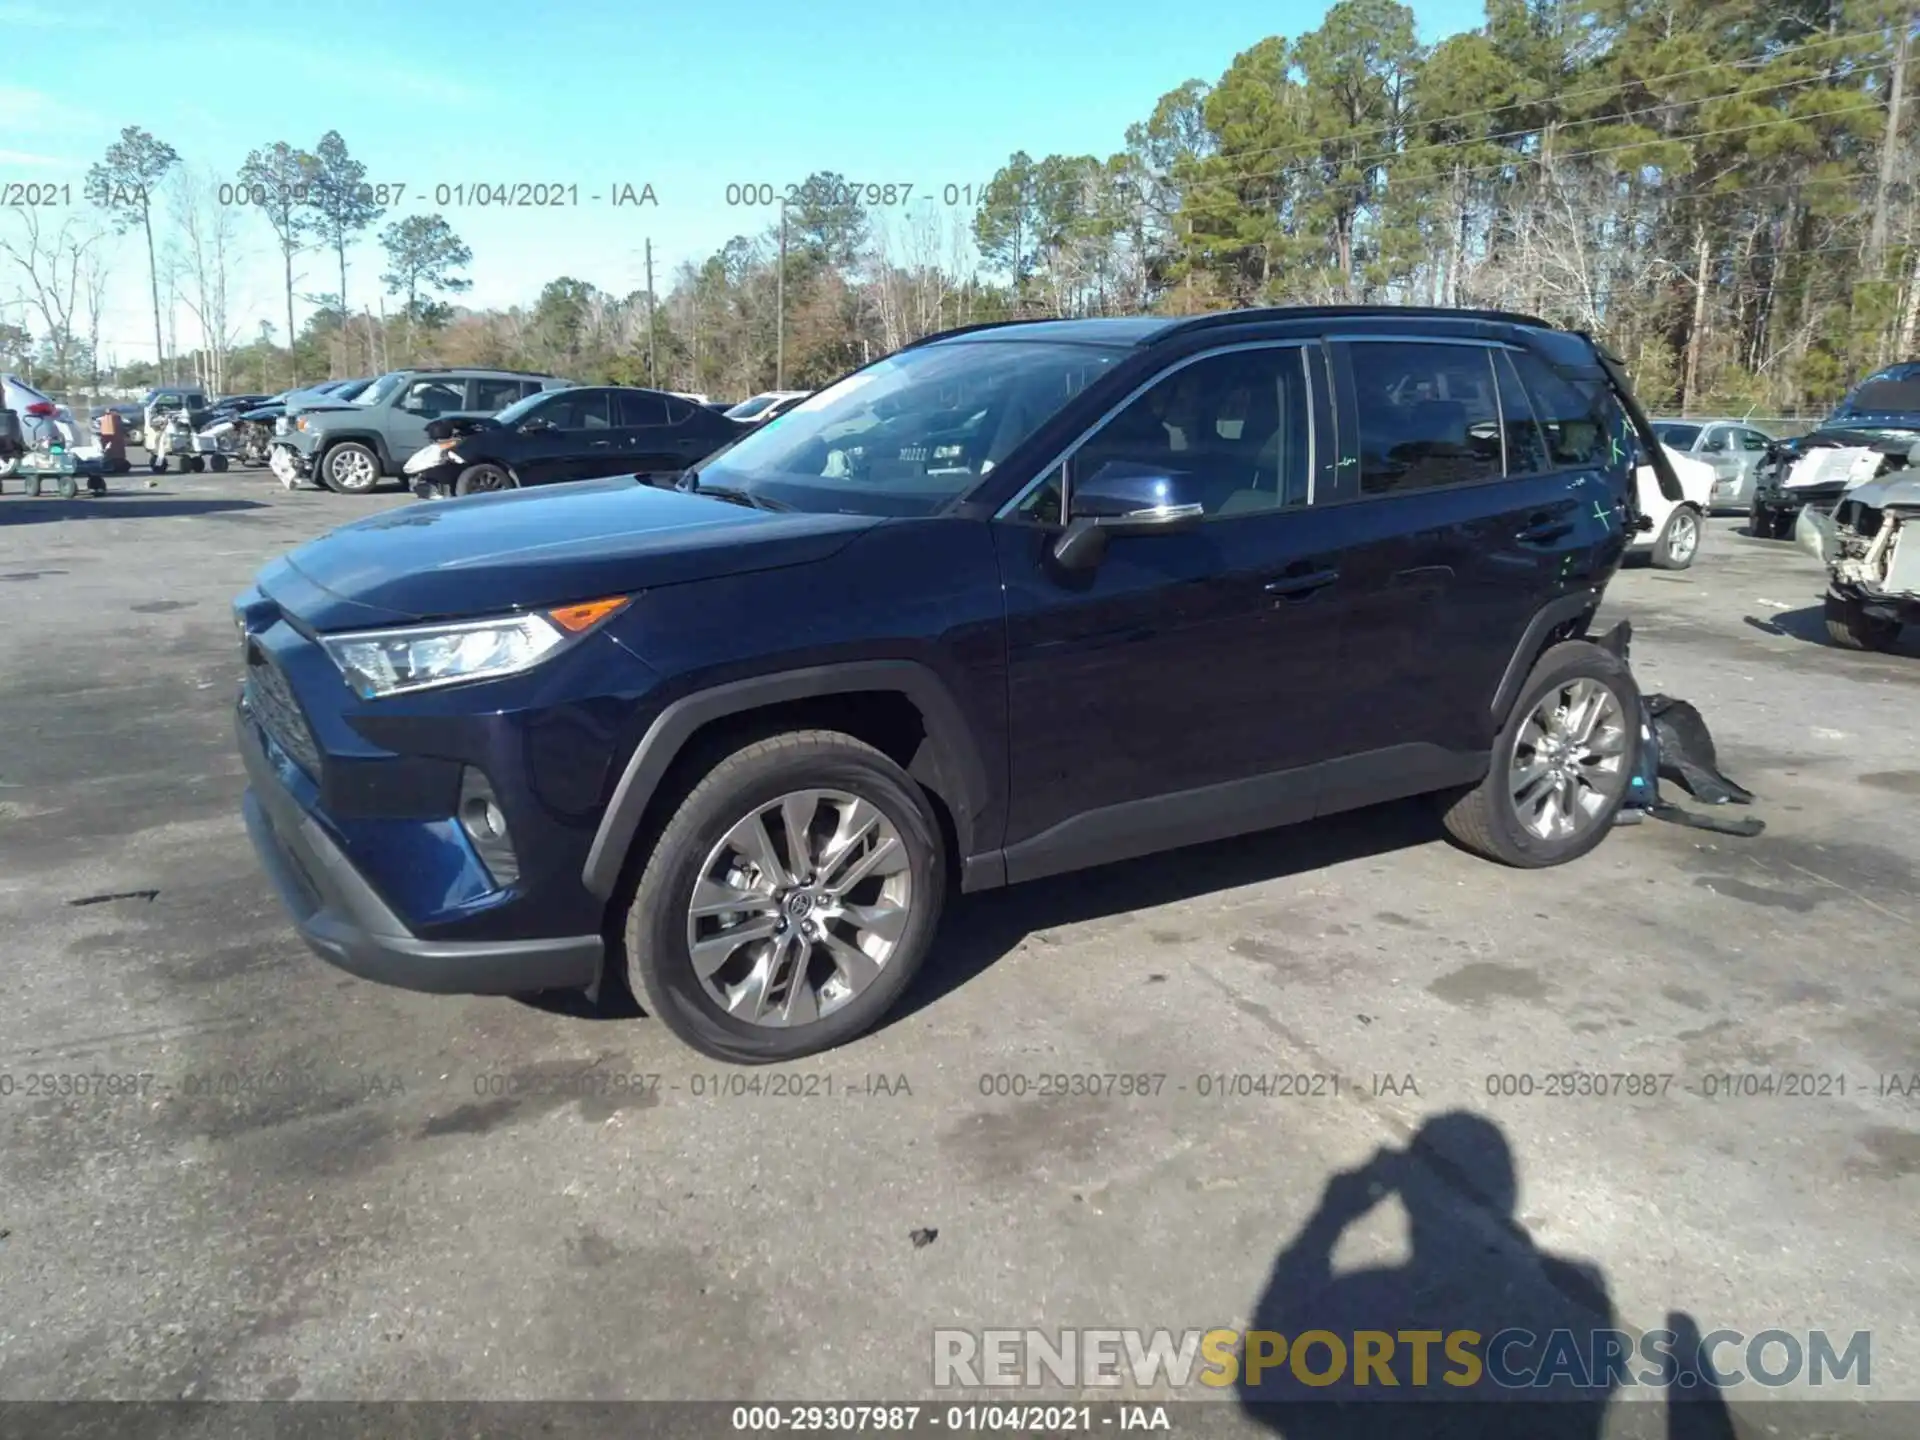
left=208, top=453, right=228, bottom=473
left=320, top=441, right=381, bottom=494
left=55, top=474, right=76, bottom=499
left=454, top=463, right=514, bottom=496
left=1824, top=594, right=1901, bottom=652
left=623, top=730, right=946, bottom=1063
left=1650, top=506, right=1702, bottom=569
left=1441, top=641, right=1639, bottom=868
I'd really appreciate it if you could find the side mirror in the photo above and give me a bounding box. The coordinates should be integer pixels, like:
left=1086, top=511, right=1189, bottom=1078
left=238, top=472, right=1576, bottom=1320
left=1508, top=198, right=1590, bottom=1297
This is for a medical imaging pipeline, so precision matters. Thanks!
left=1052, top=461, right=1205, bottom=569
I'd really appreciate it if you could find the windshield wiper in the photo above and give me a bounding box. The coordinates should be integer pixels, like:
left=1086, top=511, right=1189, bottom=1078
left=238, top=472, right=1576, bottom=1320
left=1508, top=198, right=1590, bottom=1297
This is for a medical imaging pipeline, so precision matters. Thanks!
left=688, top=477, right=791, bottom=512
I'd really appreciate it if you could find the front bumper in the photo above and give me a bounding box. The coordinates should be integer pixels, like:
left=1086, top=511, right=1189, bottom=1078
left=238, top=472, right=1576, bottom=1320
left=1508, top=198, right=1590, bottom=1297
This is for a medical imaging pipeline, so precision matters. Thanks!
left=238, top=707, right=603, bottom=995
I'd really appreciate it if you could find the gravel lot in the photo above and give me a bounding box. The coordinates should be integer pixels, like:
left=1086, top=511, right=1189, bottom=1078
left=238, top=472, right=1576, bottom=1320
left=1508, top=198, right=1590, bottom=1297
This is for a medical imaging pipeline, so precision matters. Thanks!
left=0, top=469, right=1915, bottom=1436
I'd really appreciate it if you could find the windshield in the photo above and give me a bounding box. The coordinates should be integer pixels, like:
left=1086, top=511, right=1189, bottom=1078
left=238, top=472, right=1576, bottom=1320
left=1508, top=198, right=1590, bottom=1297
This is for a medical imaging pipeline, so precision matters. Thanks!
left=355, top=373, right=404, bottom=406
left=1651, top=422, right=1701, bottom=448
left=699, top=340, right=1124, bottom=515
left=726, top=395, right=777, bottom=420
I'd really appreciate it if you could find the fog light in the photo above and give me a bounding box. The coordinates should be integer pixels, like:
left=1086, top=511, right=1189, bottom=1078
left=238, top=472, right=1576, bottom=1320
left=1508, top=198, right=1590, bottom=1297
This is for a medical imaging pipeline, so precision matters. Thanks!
left=458, top=767, right=520, bottom=888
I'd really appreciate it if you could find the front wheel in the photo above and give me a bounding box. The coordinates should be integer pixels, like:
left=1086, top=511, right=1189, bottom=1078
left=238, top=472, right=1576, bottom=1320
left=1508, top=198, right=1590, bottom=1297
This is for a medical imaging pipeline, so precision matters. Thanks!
left=208, top=453, right=229, bottom=473
left=454, top=463, right=514, bottom=496
left=1440, top=640, right=1640, bottom=868
left=320, top=441, right=381, bottom=494
left=1824, top=594, right=1901, bottom=652
left=1650, top=506, right=1701, bottom=569
left=623, top=730, right=947, bottom=1063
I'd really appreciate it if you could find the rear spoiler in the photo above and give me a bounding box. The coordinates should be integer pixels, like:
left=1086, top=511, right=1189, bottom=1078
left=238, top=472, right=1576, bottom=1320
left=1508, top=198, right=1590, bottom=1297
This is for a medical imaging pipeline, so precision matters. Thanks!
left=1582, top=333, right=1683, bottom=512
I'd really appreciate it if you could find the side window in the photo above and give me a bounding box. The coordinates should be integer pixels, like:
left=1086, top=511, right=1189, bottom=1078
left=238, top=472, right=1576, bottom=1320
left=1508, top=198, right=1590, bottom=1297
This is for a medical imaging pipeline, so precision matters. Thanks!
left=1505, top=351, right=1628, bottom=473
left=1350, top=342, right=1503, bottom=494
left=398, top=378, right=468, bottom=416
left=619, top=391, right=670, bottom=428
left=472, top=378, right=523, bottom=412
left=1699, top=428, right=1729, bottom=453
left=539, top=392, right=612, bottom=429
left=1494, top=350, right=1551, bottom=476
left=1738, top=429, right=1770, bottom=452
left=1065, top=346, right=1313, bottom=518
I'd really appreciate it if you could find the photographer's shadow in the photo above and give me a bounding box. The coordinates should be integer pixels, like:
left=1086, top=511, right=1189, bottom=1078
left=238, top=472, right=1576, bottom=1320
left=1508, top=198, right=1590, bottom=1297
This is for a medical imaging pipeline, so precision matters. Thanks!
left=1238, top=1112, right=1737, bottom=1440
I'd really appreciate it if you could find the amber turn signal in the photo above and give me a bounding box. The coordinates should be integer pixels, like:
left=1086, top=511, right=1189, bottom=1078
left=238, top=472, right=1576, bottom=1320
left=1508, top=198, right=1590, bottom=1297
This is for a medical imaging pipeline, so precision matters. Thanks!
left=545, top=596, right=630, bottom=633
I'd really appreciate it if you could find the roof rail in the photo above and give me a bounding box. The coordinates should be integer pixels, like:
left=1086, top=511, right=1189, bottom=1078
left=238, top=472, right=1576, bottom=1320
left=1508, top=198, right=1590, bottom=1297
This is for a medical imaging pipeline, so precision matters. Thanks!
left=900, top=317, right=1080, bottom=349
left=1157, top=304, right=1555, bottom=337
left=406, top=365, right=557, bottom=377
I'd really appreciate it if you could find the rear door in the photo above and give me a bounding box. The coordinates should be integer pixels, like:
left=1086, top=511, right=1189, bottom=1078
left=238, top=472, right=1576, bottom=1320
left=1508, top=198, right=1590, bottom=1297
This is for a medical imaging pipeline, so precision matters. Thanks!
left=612, top=390, right=671, bottom=473
left=1326, top=335, right=1630, bottom=760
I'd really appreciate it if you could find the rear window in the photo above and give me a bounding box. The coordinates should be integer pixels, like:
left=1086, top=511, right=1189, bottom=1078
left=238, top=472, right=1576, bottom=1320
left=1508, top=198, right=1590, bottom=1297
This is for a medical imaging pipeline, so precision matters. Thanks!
left=1839, top=379, right=1920, bottom=415
left=1349, top=341, right=1504, bottom=494
left=1652, top=423, right=1702, bottom=448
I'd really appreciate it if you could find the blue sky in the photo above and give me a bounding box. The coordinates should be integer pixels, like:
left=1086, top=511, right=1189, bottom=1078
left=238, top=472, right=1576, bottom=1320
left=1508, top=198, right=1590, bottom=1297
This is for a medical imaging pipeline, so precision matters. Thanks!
left=2, top=0, right=1486, bottom=363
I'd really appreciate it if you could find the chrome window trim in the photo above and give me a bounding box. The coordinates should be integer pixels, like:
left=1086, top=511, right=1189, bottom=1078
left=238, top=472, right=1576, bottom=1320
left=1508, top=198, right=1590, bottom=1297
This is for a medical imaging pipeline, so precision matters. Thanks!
left=1325, top=333, right=1513, bottom=348
left=994, top=338, right=1318, bottom=520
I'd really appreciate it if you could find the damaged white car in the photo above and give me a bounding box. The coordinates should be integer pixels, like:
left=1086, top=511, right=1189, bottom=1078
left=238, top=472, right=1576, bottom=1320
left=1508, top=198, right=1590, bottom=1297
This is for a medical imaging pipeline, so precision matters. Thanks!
left=1630, top=441, right=1716, bottom=568
left=1800, top=472, right=1920, bottom=651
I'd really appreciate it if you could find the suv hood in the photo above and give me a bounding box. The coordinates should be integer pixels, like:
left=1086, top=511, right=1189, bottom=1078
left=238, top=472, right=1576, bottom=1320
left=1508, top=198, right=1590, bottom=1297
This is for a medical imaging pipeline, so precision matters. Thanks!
left=262, top=476, right=881, bottom=629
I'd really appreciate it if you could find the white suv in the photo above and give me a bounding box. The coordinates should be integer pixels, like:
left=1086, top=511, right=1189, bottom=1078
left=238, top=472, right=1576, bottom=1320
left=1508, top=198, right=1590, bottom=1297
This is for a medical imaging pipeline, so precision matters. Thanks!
left=1632, top=443, right=1716, bottom=569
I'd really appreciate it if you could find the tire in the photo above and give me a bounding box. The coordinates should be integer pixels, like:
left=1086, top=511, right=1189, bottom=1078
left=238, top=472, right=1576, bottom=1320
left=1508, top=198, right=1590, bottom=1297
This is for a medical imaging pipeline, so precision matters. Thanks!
left=25, top=475, right=41, bottom=497
left=0, top=457, right=17, bottom=479
left=208, top=453, right=228, bottom=473
left=1748, top=498, right=1780, bottom=539
left=454, top=463, right=514, bottom=496
left=623, top=730, right=947, bottom=1063
left=1824, top=594, right=1901, bottom=652
left=1440, top=640, right=1640, bottom=869
left=55, top=474, right=76, bottom=499
left=1650, top=505, right=1701, bottom=569
left=319, top=441, right=381, bottom=494
left=184, top=456, right=204, bottom=473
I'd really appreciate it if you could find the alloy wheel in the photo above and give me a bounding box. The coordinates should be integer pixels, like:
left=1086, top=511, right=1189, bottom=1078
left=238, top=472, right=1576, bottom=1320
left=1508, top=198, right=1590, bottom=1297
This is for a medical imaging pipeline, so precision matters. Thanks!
left=685, top=789, right=913, bottom=1027
left=1509, top=679, right=1628, bottom=841
left=329, top=448, right=377, bottom=490
left=1666, top=511, right=1699, bottom=563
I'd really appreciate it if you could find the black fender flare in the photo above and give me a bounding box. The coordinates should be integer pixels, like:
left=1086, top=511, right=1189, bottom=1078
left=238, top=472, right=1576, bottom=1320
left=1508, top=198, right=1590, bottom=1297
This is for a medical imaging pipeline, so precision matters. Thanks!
left=581, top=659, right=992, bottom=900
left=1490, top=590, right=1602, bottom=727
left=315, top=431, right=394, bottom=475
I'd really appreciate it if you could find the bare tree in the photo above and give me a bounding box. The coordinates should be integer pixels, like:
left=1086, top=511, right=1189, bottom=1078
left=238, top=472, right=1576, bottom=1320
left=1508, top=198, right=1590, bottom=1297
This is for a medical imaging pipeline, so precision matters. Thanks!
left=167, top=169, right=242, bottom=395
left=0, top=206, right=101, bottom=388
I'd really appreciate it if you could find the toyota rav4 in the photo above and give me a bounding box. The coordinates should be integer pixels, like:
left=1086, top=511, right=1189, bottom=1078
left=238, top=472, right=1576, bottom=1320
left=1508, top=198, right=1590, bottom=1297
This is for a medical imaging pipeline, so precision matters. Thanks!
left=236, top=308, right=1671, bottom=1062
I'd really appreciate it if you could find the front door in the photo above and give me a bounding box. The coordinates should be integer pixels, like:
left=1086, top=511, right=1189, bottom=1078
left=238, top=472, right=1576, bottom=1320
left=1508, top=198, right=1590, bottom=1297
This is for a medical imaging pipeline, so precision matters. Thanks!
left=992, top=341, right=1347, bottom=879
left=389, top=377, right=473, bottom=465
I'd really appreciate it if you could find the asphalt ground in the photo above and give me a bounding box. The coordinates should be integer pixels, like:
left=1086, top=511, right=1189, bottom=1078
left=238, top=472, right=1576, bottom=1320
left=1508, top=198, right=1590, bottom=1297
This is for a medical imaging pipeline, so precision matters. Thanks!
left=1, top=465, right=1916, bottom=1438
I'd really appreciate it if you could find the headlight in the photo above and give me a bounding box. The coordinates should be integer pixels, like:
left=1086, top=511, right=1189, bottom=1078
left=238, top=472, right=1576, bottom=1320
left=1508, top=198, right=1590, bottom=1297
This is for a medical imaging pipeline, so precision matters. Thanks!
left=319, top=597, right=629, bottom=699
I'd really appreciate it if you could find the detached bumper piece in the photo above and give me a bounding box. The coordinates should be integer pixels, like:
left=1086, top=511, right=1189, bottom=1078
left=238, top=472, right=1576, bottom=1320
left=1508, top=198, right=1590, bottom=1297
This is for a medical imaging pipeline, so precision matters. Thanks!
left=238, top=710, right=601, bottom=995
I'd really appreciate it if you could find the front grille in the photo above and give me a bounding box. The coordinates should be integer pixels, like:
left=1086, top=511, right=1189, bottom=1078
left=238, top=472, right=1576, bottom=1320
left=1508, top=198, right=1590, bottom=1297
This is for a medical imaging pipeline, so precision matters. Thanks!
left=245, top=646, right=322, bottom=779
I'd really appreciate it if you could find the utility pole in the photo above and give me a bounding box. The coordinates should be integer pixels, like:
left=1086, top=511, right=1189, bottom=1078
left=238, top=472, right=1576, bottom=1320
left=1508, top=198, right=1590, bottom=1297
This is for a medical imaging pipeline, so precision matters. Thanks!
left=776, top=198, right=787, bottom=390
left=644, top=237, right=657, bottom=388
left=1872, top=8, right=1914, bottom=266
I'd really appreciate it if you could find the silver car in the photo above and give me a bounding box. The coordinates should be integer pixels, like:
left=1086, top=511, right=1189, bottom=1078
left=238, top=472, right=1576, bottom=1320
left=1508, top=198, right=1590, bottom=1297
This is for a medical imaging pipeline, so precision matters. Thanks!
left=1649, top=418, right=1775, bottom=511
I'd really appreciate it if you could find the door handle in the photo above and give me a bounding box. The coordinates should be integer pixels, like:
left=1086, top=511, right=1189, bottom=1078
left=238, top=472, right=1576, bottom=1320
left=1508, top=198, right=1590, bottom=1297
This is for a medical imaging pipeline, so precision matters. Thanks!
left=1515, top=519, right=1573, bottom=544
left=591, top=439, right=613, bottom=447
left=1264, top=567, right=1340, bottom=598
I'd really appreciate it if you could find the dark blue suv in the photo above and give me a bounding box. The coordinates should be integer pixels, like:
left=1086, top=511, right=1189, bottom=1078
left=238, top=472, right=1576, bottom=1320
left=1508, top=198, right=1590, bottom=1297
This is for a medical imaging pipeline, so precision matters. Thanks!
left=236, top=307, right=1671, bottom=1062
